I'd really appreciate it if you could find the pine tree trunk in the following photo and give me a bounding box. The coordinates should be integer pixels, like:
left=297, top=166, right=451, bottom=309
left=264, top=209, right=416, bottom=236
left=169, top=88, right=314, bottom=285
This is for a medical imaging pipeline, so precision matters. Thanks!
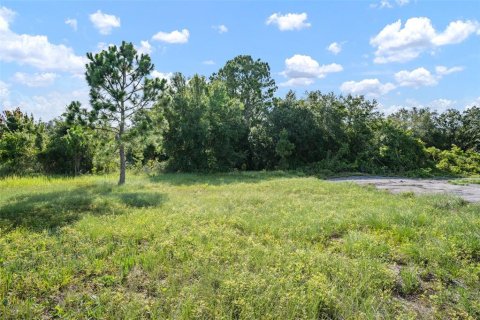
left=119, top=143, right=126, bottom=185
left=118, top=73, right=127, bottom=186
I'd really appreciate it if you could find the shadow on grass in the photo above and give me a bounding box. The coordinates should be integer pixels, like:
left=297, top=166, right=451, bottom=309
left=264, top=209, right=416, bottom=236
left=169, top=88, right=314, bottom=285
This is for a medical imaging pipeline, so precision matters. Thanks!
left=149, top=170, right=305, bottom=186
left=118, top=192, right=166, bottom=208
left=0, top=184, right=167, bottom=232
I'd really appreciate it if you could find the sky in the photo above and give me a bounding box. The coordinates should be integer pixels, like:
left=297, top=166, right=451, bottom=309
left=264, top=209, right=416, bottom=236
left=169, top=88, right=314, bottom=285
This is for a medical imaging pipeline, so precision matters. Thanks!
left=0, top=0, right=479, bottom=120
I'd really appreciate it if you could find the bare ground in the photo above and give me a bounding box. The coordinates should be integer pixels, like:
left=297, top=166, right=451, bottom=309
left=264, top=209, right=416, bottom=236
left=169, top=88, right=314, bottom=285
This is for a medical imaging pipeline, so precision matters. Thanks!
left=329, top=177, right=480, bottom=202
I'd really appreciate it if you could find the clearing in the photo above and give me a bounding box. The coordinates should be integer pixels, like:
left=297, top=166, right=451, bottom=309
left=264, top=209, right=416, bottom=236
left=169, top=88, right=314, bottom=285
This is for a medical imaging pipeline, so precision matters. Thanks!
left=1, top=172, right=479, bottom=319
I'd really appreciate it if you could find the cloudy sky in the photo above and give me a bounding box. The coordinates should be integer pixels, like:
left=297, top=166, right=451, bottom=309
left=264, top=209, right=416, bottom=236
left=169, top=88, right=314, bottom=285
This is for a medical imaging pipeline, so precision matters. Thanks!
left=0, top=0, right=479, bottom=120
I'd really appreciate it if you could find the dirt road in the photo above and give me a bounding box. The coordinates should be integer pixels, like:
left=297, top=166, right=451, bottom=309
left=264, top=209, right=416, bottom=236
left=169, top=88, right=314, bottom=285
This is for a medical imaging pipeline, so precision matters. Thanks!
left=329, top=177, right=480, bottom=202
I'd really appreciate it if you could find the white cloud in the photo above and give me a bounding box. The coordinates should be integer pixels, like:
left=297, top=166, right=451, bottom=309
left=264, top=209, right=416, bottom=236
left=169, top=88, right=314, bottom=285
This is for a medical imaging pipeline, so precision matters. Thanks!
left=432, top=20, right=480, bottom=46
left=394, top=67, right=438, bottom=88
left=371, top=0, right=410, bottom=9
left=435, top=65, right=463, bottom=76
left=279, top=78, right=315, bottom=87
left=401, top=98, right=457, bottom=112
left=151, top=70, right=172, bottom=81
left=0, top=7, right=15, bottom=32
left=371, top=17, right=480, bottom=63
left=96, top=41, right=153, bottom=55
left=13, top=72, right=58, bottom=87
left=465, top=97, right=480, bottom=110
left=380, top=104, right=403, bottom=115
left=266, top=13, right=311, bottom=31
left=0, top=7, right=86, bottom=75
left=280, top=54, right=342, bottom=87
left=384, top=97, right=458, bottom=115
left=340, top=78, right=396, bottom=97
left=152, top=29, right=189, bottom=44
left=202, top=60, right=215, bottom=65
left=327, top=42, right=342, bottom=55
left=89, top=10, right=120, bottom=35
left=96, top=42, right=114, bottom=52
left=13, top=89, right=89, bottom=120
left=213, top=24, right=228, bottom=34
left=136, top=40, right=152, bottom=55
left=428, top=98, right=456, bottom=112
left=65, top=18, right=77, bottom=31
left=393, top=66, right=464, bottom=88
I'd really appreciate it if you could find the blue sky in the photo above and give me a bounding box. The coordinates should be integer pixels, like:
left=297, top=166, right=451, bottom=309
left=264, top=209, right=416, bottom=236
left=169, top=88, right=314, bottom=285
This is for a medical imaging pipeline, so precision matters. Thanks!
left=1, top=0, right=479, bottom=120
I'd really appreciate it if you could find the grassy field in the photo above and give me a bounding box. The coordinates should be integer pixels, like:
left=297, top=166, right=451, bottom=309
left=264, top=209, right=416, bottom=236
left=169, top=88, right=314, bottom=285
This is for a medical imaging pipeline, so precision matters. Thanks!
left=1, top=172, right=479, bottom=319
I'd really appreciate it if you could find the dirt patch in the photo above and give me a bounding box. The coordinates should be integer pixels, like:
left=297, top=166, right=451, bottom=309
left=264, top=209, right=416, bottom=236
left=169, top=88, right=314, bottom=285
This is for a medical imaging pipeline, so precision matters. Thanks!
left=329, top=177, right=480, bottom=202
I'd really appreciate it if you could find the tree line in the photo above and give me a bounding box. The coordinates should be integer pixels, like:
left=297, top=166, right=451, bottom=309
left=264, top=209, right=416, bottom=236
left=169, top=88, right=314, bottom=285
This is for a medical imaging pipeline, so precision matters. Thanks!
left=1, top=42, right=479, bottom=183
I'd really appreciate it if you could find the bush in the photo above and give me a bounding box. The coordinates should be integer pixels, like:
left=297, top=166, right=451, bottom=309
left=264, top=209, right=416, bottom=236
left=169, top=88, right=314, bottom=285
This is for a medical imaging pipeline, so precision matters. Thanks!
left=369, top=121, right=430, bottom=174
left=0, top=130, right=41, bottom=175
left=427, top=145, right=480, bottom=175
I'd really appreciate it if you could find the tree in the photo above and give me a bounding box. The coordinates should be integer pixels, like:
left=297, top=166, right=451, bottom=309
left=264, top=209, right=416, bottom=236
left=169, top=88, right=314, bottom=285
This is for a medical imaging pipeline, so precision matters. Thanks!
left=39, top=102, right=95, bottom=175
left=371, top=120, right=429, bottom=173
left=211, top=55, right=276, bottom=127
left=436, top=109, right=463, bottom=149
left=211, top=55, right=277, bottom=169
left=85, top=41, right=166, bottom=185
left=461, top=106, right=480, bottom=151
left=389, top=107, right=441, bottom=148
left=275, top=129, right=294, bottom=169
left=0, top=108, right=43, bottom=175
left=162, top=74, right=246, bottom=172
left=64, top=101, right=92, bottom=175
left=269, top=92, right=324, bottom=167
left=341, top=95, right=380, bottom=163
left=206, top=80, right=246, bottom=170
left=163, top=73, right=210, bottom=171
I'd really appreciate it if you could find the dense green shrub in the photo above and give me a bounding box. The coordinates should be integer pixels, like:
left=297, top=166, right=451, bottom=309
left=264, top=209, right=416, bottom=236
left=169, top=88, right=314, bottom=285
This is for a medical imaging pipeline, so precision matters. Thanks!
left=0, top=109, right=44, bottom=175
left=40, top=122, right=95, bottom=175
left=427, top=145, right=480, bottom=175
left=369, top=121, right=430, bottom=174
left=163, top=74, right=246, bottom=172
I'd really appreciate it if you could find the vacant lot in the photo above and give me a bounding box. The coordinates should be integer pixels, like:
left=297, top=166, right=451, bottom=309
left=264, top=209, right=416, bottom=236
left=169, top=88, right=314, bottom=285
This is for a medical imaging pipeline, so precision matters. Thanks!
left=1, top=172, right=479, bottom=319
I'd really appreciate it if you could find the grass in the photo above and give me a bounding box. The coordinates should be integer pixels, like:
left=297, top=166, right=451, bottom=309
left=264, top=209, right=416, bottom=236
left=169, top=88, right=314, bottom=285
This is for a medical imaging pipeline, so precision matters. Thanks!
left=1, top=171, right=479, bottom=319
left=449, top=178, right=480, bottom=185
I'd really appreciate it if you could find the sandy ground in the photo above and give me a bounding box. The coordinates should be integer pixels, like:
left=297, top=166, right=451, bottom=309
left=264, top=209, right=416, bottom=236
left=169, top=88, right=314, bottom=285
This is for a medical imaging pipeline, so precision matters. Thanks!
left=329, top=177, right=480, bottom=203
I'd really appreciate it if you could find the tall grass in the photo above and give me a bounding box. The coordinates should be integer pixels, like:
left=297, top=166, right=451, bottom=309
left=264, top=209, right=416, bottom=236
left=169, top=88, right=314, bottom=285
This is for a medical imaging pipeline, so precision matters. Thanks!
left=1, top=172, right=479, bottom=318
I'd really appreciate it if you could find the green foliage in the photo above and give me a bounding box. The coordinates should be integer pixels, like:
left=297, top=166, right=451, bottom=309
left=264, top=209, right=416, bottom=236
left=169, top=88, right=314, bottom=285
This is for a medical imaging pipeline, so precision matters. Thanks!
left=389, top=106, right=480, bottom=151
left=211, top=54, right=277, bottom=127
left=428, top=145, right=480, bottom=175
left=275, top=129, right=294, bottom=169
left=461, top=106, right=480, bottom=151
left=91, top=135, right=118, bottom=174
left=40, top=121, right=93, bottom=175
left=211, top=55, right=277, bottom=169
left=1, top=173, right=479, bottom=318
left=163, top=74, right=210, bottom=171
left=369, top=121, right=430, bottom=174
left=207, top=80, right=246, bottom=170
left=389, top=107, right=441, bottom=147
left=163, top=74, right=246, bottom=172
left=0, top=129, right=39, bottom=175
left=0, top=108, right=43, bottom=175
